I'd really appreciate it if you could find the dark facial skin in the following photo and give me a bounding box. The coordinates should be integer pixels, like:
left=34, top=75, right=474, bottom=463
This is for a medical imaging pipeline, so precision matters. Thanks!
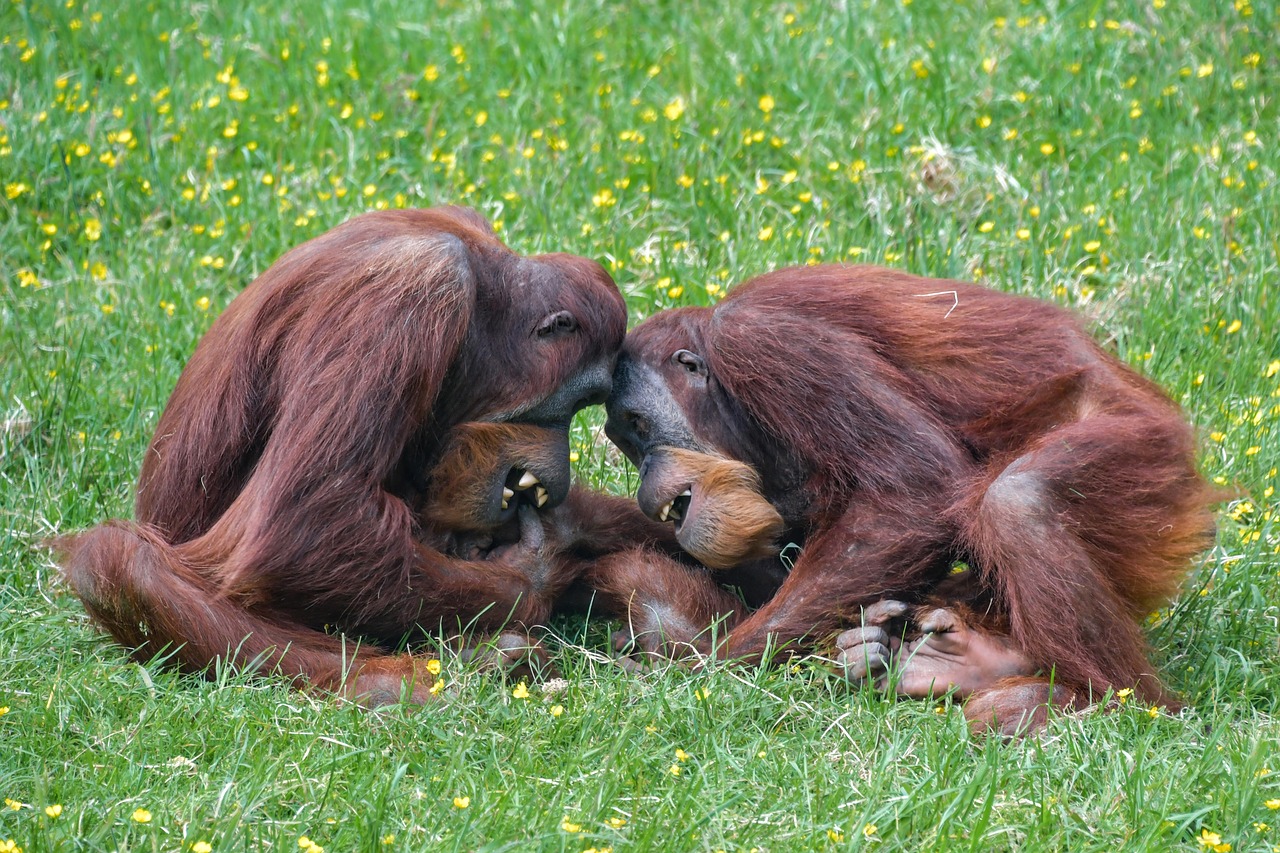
left=605, top=308, right=810, bottom=538
left=398, top=226, right=623, bottom=514
left=605, top=314, right=804, bottom=575
left=468, top=253, right=621, bottom=431
left=605, top=337, right=715, bottom=465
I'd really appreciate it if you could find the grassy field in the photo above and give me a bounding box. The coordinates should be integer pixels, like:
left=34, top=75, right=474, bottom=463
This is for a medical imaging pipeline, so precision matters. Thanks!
left=2, top=0, right=1279, bottom=849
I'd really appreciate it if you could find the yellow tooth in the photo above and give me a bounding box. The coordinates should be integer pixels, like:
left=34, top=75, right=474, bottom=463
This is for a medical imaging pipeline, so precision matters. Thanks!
left=679, top=489, right=692, bottom=497
left=502, top=487, right=515, bottom=500
left=535, top=486, right=549, bottom=507
left=658, top=502, right=672, bottom=522
left=517, top=471, right=539, bottom=489
left=500, top=499, right=509, bottom=510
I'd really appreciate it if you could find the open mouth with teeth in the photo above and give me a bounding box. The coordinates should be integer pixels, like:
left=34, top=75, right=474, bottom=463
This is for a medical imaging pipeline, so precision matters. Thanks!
left=657, top=488, right=693, bottom=528
left=501, top=468, right=550, bottom=511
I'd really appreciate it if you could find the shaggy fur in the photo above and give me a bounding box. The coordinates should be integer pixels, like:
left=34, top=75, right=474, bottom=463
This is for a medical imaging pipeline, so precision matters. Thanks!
left=57, top=207, right=634, bottom=703
left=605, top=264, right=1218, bottom=732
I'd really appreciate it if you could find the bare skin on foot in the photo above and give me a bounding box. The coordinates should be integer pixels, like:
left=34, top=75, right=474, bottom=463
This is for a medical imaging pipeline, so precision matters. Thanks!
left=346, top=629, right=551, bottom=707
left=835, top=599, right=1035, bottom=700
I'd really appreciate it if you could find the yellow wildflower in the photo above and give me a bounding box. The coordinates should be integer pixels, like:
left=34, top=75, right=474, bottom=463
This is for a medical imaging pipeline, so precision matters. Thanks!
left=512, top=682, right=530, bottom=699
left=453, top=796, right=470, bottom=809
left=1198, top=829, right=1230, bottom=852
left=132, top=808, right=152, bottom=823
left=45, top=804, right=62, bottom=818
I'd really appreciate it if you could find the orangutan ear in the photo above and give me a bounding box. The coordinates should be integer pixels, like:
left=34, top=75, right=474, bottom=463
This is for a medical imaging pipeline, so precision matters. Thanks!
left=673, top=349, right=708, bottom=382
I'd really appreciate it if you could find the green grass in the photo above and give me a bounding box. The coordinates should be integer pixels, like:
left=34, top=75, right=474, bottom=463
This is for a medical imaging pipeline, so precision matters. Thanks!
left=2, top=0, right=1279, bottom=850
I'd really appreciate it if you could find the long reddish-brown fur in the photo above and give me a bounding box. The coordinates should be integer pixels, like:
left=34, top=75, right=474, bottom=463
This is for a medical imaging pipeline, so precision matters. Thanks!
left=56, top=207, right=636, bottom=702
left=604, top=264, right=1218, bottom=733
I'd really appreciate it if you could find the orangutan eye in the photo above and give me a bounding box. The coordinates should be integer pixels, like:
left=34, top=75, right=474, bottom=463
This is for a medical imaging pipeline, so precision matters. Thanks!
left=673, top=349, right=707, bottom=377
left=536, top=310, right=578, bottom=338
